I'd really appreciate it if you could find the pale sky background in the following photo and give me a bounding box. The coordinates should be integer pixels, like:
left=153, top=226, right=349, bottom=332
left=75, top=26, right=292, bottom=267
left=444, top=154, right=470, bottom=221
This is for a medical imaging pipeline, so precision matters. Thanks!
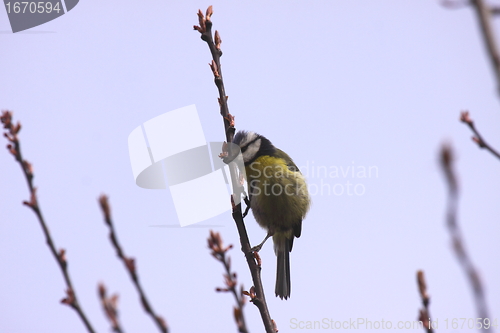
left=1, top=1, right=499, bottom=332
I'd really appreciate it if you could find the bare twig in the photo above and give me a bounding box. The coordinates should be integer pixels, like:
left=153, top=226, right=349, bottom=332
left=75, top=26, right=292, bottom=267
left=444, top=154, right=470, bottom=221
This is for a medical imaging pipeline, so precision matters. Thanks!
left=98, top=195, right=168, bottom=333
left=208, top=231, right=248, bottom=333
left=193, top=6, right=234, bottom=140
left=440, top=144, right=492, bottom=332
left=460, top=111, right=500, bottom=160
left=444, top=0, right=500, bottom=98
left=1, top=110, right=96, bottom=333
left=416, top=270, right=434, bottom=333
left=194, top=7, right=275, bottom=333
left=471, top=0, right=500, bottom=98
left=98, top=283, right=125, bottom=333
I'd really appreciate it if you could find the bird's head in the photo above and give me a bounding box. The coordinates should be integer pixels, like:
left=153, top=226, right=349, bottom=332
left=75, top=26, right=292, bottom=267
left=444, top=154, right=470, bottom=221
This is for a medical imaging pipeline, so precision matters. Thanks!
left=224, top=131, right=276, bottom=165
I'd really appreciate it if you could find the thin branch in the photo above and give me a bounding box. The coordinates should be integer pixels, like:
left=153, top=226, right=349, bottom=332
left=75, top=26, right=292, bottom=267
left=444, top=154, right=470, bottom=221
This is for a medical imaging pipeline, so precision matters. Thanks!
left=0, top=111, right=96, bottom=333
left=460, top=111, right=500, bottom=160
left=98, top=283, right=125, bottom=333
left=208, top=231, right=248, bottom=333
left=440, top=144, right=492, bottom=332
left=194, top=7, right=275, bottom=333
left=471, top=0, right=500, bottom=98
left=445, top=0, right=500, bottom=98
left=98, top=195, right=168, bottom=333
left=416, top=270, right=434, bottom=333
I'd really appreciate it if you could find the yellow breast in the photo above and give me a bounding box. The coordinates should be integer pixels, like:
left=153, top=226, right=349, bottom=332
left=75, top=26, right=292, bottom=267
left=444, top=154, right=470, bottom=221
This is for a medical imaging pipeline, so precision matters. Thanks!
left=244, top=155, right=310, bottom=230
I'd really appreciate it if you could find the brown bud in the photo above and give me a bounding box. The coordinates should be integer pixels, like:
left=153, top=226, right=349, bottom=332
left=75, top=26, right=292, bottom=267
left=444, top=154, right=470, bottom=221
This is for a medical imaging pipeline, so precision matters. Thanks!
left=125, top=257, right=136, bottom=274
left=243, top=286, right=257, bottom=301
left=214, top=30, right=222, bottom=50
left=12, top=122, right=21, bottom=135
left=4, top=132, right=14, bottom=142
left=196, top=9, right=206, bottom=33
left=206, top=5, right=213, bottom=20
left=98, top=194, right=111, bottom=223
left=1, top=111, right=13, bottom=129
left=272, top=319, right=279, bottom=332
left=233, top=307, right=243, bottom=328
left=417, top=270, right=429, bottom=301
left=9, top=147, right=17, bottom=157
left=418, top=309, right=430, bottom=329
left=459, top=110, right=472, bottom=124
left=98, top=283, right=107, bottom=298
left=209, top=60, right=220, bottom=77
left=472, top=136, right=485, bottom=147
left=254, top=251, right=262, bottom=267
left=23, top=187, right=38, bottom=208
left=61, top=288, right=75, bottom=306
left=59, top=248, right=67, bottom=263
left=224, top=113, right=235, bottom=127
left=218, top=141, right=229, bottom=159
left=440, top=144, right=453, bottom=169
left=23, top=160, right=33, bottom=175
left=157, top=316, right=168, bottom=331
left=109, top=294, right=119, bottom=309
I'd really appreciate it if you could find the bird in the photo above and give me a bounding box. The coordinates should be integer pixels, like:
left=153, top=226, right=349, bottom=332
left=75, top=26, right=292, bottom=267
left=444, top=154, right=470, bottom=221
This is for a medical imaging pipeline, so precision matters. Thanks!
left=226, top=131, right=310, bottom=299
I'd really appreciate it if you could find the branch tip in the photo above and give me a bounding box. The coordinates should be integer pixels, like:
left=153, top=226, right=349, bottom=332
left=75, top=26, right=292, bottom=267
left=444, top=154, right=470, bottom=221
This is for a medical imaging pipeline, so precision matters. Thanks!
left=98, top=194, right=111, bottom=223
left=206, top=5, right=213, bottom=21
left=459, top=110, right=500, bottom=159
left=4, top=111, right=97, bottom=333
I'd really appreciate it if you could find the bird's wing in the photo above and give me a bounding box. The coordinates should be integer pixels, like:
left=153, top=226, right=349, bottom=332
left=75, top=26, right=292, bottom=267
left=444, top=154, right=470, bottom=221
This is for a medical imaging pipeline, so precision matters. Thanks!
left=275, top=148, right=300, bottom=173
left=276, top=148, right=304, bottom=239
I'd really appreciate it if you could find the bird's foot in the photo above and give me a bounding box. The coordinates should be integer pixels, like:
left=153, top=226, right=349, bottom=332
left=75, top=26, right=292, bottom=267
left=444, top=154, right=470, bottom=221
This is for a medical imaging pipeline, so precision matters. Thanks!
left=250, top=232, right=273, bottom=253
left=242, top=194, right=251, bottom=218
left=251, top=243, right=264, bottom=252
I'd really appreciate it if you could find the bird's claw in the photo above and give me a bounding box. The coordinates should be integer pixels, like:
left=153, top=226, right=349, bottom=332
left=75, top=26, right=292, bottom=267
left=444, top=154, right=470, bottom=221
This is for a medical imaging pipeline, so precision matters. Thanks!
left=242, top=195, right=251, bottom=218
left=251, top=244, right=263, bottom=253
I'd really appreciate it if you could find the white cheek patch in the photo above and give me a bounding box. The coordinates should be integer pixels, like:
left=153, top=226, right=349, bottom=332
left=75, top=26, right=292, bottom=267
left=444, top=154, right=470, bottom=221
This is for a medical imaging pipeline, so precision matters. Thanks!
left=239, top=131, right=257, bottom=149
left=243, top=138, right=261, bottom=162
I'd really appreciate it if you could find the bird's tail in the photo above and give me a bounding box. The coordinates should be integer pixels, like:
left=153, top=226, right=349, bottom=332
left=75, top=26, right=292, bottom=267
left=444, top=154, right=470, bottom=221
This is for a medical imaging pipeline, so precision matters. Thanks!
left=274, top=234, right=292, bottom=300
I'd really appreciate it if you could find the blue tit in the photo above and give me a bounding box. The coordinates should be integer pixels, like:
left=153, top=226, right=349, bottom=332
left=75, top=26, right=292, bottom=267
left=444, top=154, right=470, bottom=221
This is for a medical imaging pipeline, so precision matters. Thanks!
left=230, top=131, right=310, bottom=300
